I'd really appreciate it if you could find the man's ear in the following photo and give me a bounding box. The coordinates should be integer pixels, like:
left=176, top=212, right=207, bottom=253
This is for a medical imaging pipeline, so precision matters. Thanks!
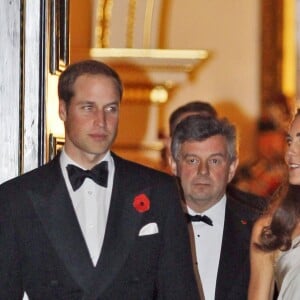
left=58, top=100, right=67, bottom=121
left=228, top=158, right=239, bottom=183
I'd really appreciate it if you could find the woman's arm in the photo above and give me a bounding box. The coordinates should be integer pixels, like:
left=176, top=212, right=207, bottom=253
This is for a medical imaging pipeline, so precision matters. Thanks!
left=248, top=216, right=275, bottom=300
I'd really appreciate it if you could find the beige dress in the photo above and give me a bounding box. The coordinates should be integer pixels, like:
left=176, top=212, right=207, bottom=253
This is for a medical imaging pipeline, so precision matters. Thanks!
left=274, top=236, right=300, bottom=299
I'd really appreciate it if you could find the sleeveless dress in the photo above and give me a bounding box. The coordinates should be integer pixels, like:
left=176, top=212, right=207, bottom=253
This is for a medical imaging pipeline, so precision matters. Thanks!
left=274, top=235, right=300, bottom=299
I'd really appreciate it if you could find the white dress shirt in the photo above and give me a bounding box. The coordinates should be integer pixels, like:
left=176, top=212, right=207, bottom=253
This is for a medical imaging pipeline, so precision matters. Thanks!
left=188, top=195, right=226, bottom=300
left=60, top=149, right=115, bottom=266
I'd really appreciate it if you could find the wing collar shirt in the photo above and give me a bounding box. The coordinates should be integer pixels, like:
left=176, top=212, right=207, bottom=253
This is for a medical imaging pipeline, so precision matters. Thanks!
left=60, top=149, right=115, bottom=266
left=187, top=195, right=226, bottom=300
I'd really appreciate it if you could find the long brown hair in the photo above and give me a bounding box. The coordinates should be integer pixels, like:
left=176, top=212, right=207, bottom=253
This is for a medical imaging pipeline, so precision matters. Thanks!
left=257, top=183, right=300, bottom=251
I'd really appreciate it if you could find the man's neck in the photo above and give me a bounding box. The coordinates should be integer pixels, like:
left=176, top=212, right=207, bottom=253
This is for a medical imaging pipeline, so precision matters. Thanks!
left=63, top=148, right=109, bottom=169
left=186, top=195, right=225, bottom=213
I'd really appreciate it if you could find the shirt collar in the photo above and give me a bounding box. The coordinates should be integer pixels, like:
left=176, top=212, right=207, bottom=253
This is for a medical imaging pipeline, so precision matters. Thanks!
left=187, top=194, right=227, bottom=227
left=60, top=149, right=113, bottom=171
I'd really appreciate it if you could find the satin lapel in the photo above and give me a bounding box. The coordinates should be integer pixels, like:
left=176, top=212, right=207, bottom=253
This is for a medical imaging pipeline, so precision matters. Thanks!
left=88, top=156, right=143, bottom=298
left=215, top=198, right=252, bottom=300
left=182, top=201, right=205, bottom=299
left=29, top=157, right=94, bottom=291
left=187, top=223, right=206, bottom=299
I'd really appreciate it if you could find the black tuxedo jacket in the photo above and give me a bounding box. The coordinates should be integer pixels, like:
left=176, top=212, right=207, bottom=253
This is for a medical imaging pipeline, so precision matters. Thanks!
left=215, top=195, right=262, bottom=300
left=0, top=153, right=200, bottom=300
left=186, top=192, right=263, bottom=300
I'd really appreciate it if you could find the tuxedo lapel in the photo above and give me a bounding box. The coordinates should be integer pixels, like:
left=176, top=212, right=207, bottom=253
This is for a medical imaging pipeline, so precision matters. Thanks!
left=29, top=157, right=95, bottom=291
left=86, top=155, right=143, bottom=298
left=215, top=198, right=252, bottom=300
left=181, top=201, right=205, bottom=299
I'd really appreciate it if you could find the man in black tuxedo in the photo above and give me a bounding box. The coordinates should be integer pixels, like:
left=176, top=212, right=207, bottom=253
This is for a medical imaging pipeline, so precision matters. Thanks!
left=0, top=60, right=200, bottom=299
left=170, top=115, right=264, bottom=300
left=167, top=101, right=266, bottom=212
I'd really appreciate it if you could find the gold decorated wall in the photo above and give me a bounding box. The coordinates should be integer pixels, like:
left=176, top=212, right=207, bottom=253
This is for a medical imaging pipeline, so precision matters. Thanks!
left=47, top=0, right=297, bottom=171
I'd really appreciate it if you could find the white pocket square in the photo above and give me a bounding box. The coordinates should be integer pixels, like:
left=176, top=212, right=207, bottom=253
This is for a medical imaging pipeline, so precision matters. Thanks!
left=138, top=222, right=159, bottom=236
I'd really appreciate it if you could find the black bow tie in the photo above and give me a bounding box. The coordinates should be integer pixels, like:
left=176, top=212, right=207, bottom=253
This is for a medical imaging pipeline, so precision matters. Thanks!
left=185, top=213, right=213, bottom=226
left=66, top=161, right=108, bottom=191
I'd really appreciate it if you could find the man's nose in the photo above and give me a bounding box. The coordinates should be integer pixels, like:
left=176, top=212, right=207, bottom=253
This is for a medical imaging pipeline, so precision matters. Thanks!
left=94, top=110, right=106, bottom=127
left=197, top=161, right=209, bottom=175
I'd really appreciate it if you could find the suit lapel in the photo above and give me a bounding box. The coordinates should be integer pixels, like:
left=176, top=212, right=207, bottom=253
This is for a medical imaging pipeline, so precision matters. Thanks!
left=29, top=157, right=95, bottom=291
left=31, top=155, right=147, bottom=297
left=215, top=197, right=253, bottom=300
left=86, top=155, right=143, bottom=298
left=181, top=201, right=205, bottom=299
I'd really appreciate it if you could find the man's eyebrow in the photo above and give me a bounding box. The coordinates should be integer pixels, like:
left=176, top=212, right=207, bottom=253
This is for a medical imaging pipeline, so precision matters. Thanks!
left=76, top=100, right=94, bottom=104
left=104, top=101, right=119, bottom=106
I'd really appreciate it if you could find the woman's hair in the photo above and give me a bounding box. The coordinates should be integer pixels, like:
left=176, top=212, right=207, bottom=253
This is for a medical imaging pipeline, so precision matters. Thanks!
left=256, top=110, right=300, bottom=252
left=257, top=183, right=300, bottom=251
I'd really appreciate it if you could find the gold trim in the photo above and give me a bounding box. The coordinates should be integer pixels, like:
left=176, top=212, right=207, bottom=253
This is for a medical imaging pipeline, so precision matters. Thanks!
left=103, top=0, right=113, bottom=47
left=127, top=0, right=136, bottom=47
left=95, top=0, right=113, bottom=47
left=90, top=47, right=209, bottom=59
left=261, top=0, right=283, bottom=109
left=48, top=134, right=65, bottom=161
left=87, top=47, right=209, bottom=87
left=143, top=0, right=155, bottom=48
left=95, top=0, right=104, bottom=47
left=95, top=0, right=101, bottom=47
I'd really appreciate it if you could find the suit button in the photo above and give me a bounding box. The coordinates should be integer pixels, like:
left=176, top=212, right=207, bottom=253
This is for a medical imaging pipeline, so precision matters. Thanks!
left=50, top=280, right=59, bottom=287
left=131, top=277, right=140, bottom=283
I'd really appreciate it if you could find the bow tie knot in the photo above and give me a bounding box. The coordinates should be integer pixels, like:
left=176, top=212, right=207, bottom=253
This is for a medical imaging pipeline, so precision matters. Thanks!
left=67, top=161, right=108, bottom=191
left=185, top=213, right=213, bottom=226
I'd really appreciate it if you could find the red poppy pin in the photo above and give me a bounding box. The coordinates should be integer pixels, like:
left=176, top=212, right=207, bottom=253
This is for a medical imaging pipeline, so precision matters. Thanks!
left=241, top=219, right=247, bottom=225
left=133, top=194, right=150, bottom=213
